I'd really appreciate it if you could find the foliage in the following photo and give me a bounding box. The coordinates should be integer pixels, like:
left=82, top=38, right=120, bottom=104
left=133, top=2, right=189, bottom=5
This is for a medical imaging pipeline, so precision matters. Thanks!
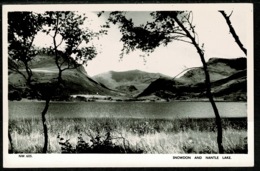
left=8, top=11, right=104, bottom=153
left=106, top=11, right=193, bottom=57
left=58, top=130, right=143, bottom=153
left=8, top=90, right=22, bottom=101
left=43, top=11, right=98, bottom=69
left=8, top=11, right=103, bottom=95
left=8, top=12, right=45, bottom=84
left=106, top=10, right=225, bottom=153
left=8, top=12, right=44, bottom=62
left=57, top=123, right=144, bottom=153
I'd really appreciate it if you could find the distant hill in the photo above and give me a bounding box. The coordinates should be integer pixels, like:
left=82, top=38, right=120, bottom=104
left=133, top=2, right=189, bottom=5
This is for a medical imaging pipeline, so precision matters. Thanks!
left=177, top=57, right=246, bottom=84
left=9, top=54, right=247, bottom=101
left=8, top=53, right=116, bottom=100
left=138, top=57, right=247, bottom=101
left=93, top=70, right=171, bottom=96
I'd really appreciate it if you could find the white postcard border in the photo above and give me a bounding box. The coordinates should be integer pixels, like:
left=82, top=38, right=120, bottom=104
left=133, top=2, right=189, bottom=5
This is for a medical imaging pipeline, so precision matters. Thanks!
left=2, top=3, right=254, bottom=168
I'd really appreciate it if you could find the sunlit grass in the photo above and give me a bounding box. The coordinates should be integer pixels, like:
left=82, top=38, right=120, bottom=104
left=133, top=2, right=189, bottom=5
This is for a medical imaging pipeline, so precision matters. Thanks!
left=8, top=117, right=247, bottom=154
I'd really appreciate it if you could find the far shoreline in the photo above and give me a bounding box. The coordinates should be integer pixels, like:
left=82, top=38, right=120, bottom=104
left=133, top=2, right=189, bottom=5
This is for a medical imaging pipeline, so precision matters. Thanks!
left=8, top=98, right=247, bottom=103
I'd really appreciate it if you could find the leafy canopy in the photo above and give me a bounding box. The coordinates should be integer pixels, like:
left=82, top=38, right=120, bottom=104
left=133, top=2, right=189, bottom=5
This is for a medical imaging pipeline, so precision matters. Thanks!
left=8, top=12, right=44, bottom=63
left=43, top=11, right=100, bottom=69
left=106, top=11, right=193, bottom=57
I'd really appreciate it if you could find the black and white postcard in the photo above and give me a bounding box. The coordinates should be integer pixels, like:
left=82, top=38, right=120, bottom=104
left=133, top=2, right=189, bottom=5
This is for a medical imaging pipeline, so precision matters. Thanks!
left=3, top=3, right=254, bottom=167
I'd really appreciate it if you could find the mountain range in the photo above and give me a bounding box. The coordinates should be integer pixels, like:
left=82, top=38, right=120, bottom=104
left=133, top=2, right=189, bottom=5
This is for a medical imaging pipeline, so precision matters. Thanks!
left=93, top=70, right=171, bottom=96
left=138, top=57, right=246, bottom=101
left=8, top=53, right=247, bottom=101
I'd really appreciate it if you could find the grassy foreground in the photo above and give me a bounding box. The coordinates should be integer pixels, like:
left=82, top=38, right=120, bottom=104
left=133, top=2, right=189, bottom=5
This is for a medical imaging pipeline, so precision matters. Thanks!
left=8, top=117, right=247, bottom=154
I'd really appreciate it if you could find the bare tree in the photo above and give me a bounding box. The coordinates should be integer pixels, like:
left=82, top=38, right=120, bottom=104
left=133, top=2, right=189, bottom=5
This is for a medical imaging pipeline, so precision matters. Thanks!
left=219, top=11, right=247, bottom=56
left=106, top=11, right=224, bottom=153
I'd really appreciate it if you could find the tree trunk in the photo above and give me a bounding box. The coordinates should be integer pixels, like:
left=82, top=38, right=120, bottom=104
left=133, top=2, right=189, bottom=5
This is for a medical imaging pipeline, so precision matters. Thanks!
left=197, top=56, right=224, bottom=154
left=23, top=60, right=33, bottom=86
left=192, top=41, right=224, bottom=154
left=207, top=87, right=224, bottom=153
left=42, top=98, right=50, bottom=153
left=173, top=15, right=224, bottom=153
left=8, top=131, right=14, bottom=153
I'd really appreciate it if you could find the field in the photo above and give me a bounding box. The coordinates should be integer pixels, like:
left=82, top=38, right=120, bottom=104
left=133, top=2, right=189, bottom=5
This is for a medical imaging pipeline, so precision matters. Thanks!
left=8, top=117, right=247, bottom=154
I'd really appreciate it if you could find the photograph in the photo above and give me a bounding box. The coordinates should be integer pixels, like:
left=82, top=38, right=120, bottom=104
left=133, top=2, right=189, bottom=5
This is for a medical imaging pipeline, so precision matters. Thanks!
left=3, top=3, right=254, bottom=167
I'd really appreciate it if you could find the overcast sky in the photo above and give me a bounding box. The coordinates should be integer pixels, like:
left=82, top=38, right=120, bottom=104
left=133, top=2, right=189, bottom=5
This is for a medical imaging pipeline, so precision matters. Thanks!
left=31, top=6, right=251, bottom=77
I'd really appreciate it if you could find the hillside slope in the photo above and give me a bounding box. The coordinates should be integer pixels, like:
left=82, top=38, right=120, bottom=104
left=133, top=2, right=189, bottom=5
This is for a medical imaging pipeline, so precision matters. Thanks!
left=138, top=57, right=247, bottom=101
left=8, top=53, right=116, bottom=100
left=177, top=57, right=246, bottom=84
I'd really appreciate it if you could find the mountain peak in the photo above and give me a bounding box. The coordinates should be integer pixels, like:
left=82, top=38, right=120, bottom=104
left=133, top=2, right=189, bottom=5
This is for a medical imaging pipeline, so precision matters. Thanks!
left=93, top=69, right=171, bottom=96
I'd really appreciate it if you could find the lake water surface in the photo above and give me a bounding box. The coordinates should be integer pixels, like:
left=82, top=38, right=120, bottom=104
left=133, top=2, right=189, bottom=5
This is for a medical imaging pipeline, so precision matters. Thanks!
left=8, top=101, right=247, bottom=119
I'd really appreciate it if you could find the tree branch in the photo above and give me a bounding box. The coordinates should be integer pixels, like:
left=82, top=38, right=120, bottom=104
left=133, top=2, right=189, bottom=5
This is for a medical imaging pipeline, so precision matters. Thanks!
left=173, top=13, right=224, bottom=153
left=56, top=38, right=64, bottom=47
left=172, top=38, right=193, bottom=44
left=228, top=11, right=233, bottom=18
left=9, top=65, right=27, bottom=82
left=219, top=11, right=247, bottom=56
left=173, top=31, right=187, bottom=37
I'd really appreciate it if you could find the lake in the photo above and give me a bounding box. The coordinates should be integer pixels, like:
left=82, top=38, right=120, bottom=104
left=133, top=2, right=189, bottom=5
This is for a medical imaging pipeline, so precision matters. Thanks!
left=8, top=101, right=247, bottom=119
